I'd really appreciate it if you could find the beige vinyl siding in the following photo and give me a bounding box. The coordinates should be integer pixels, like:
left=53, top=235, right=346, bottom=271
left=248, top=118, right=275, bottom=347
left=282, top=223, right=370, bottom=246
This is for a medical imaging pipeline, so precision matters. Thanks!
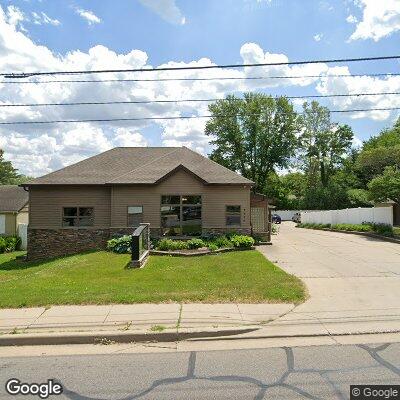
left=1, top=213, right=17, bottom=235
left=111, top=169, right=251, bottom=229
left=16, top=207, right=29, bottom=226
left=29, top=186, right=111, bottom=229
left=203, top=186, right=250, bottom=228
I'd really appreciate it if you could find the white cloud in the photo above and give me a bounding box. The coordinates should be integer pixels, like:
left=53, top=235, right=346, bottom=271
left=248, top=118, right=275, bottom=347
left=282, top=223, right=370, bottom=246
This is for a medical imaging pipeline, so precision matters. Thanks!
left=32, top=12, right=60, bottom=26
left=346, top=14, right=357, bottom=24
left=0, top=5, right=397, bottom=177
left=138, top=0, right=186, bottom=25
left=313, top=33, right=323, bottom=42
left=5, top=5, right=26, bottom=29
left=348, top=0, right=400, bottom=41
left=75, top=8, right=101, bottom=25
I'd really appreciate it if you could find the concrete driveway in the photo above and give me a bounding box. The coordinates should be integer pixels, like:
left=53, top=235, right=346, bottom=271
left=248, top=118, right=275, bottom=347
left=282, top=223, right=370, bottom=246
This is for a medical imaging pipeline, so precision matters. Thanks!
left=258, top=222, right=400, bottom=336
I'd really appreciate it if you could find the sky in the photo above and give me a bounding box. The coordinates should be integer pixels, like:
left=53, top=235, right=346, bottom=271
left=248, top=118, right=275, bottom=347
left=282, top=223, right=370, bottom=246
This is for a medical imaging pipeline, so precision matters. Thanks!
left=0, top=0, right=399, bottom=177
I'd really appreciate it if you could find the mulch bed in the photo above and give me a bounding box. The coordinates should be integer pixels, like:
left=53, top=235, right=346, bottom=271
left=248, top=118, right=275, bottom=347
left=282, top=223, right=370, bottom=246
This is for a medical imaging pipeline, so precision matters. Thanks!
left=150, top=246, right=256, bottom=257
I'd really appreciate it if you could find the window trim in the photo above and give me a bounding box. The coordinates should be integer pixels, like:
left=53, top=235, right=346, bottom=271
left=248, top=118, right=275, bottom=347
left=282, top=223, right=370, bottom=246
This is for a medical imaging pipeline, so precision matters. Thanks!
left=225, top=205, right=242, bottom=227
left=61, top=206, right=95, bottom=228
left=127, top=205, right=144, bottom=227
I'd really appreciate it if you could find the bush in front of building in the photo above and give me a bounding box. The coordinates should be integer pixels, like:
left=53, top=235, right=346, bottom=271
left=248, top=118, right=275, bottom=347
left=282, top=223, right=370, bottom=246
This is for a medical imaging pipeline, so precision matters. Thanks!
left=0, top=236, right=21, bottom=253
left=156, top=239, right=189, bottom=251
left=187, top=238, right=206, bottom=249
left=229, top=235, right=255, bottom=249
left=107, top=235, right=132, bottom=253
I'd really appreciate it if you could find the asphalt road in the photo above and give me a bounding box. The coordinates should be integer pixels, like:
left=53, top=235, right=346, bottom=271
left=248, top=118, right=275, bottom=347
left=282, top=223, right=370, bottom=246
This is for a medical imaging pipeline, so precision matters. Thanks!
left=1, top=342, right=400, bottom=399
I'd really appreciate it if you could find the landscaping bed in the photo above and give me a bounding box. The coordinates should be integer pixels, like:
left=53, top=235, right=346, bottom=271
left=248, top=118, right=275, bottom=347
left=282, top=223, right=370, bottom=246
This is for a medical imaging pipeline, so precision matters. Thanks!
left=150, top=246, right=256, bottom=257
left=107, top=234, right=256, bottom=255
left=0, top=250, right=305, bottom=307
left=296, top=222, right=400, bottom=243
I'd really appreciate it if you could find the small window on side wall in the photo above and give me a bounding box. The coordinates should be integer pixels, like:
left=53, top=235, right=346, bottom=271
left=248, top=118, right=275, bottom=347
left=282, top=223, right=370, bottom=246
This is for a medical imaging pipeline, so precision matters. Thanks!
left=226, top=205, right=241, bottom=226
left=62, top=207, right=94, bottom=227
left=128, top=206, right=143, bottom=227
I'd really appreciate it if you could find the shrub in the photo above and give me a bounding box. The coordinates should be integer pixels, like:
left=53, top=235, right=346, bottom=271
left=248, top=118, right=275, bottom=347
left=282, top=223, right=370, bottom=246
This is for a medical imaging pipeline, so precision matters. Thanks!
left=251, top=234, right=264, bottom=244
left=229, top=235, right=255, bottom=249
left=107, top=235, right=132, bottom=253
left=212, top=235, right=233, bottom=248
left=207, top=243, right=218, bottom=252
left=187, top=238, right=205, bottom=249
left=156, top=239, right=188, bottom=251
left=0, top=237, right=6, bottom=253
left=271, top=224, right=279, bottom=234
left=371, top=223, right=393, bottom=237
left=225, top=231, right=241, bottom=239
left=332, top=223, right=372, bottom=232
left=298, top=221, right=394, bottom=237
left=297, top=223, right=331, bottom=229
left=0, top=236, right=21, bottom=253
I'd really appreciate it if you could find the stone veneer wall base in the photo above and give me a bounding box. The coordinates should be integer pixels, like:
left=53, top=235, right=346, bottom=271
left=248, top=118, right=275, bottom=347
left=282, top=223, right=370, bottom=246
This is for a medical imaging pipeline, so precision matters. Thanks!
left=28, top=226, right=252, bottom=261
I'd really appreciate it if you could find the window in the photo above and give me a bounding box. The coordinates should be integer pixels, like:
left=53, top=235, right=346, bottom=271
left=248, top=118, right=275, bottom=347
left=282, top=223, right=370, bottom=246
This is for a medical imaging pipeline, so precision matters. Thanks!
left=161, top=195, right=181, bottom=205
left=161, top=195, right=202, bottom=236
left=127, top=206, right=143, bottom=227
left=62, top=207, right=94, bottom=227
left=226, top=205, right=241, bottom=226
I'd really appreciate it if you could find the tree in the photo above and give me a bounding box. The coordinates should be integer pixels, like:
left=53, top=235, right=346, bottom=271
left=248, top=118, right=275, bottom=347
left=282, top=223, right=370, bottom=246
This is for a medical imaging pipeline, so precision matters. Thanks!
left=368, top=167, right=400, bottom=205
left=355, top=145, right=400, bottom=184
left=298, top=101, right=354, bottom=188
left=205, top=93, right=299, bottom=192
left=363, top=118, right=400, bottom=151
left=0, top=149, right=22, bottom=185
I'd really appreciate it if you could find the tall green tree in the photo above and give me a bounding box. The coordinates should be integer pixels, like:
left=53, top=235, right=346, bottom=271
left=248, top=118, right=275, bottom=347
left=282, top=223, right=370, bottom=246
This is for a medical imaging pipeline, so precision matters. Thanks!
left=368, top=166, right=400, bottom=206
left=363, top=118, right=400, bottom=151
left=205, top=93, right=299, bottom=192
left=0, top=149, right=22, bottom=185
left=355, top=145, right=400, bottom=184
left=298, top=101, right=354, bottom=188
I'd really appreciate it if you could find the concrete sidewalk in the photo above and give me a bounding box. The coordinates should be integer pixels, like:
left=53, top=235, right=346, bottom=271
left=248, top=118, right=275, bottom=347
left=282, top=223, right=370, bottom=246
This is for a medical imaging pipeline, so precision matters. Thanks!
left=0, top=303, right=294, bottom=334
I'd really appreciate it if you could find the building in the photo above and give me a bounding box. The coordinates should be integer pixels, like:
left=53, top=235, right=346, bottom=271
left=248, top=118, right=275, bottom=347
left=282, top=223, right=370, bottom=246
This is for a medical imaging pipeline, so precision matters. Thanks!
left=0, top=185, right=29, bottom=236
left=23, top=147, right=271, bottom=260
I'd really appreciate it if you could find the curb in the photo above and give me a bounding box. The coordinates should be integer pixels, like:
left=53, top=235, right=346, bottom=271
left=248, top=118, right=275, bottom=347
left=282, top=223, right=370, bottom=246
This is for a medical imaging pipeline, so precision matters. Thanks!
left=0, top=327, right=259, bottom=347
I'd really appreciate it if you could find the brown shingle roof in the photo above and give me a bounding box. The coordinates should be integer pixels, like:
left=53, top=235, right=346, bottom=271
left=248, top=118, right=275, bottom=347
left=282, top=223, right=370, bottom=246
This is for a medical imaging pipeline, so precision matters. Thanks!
left=0, top=185, right=28, bottom=212
left=25, top=147, right=253, bottom=186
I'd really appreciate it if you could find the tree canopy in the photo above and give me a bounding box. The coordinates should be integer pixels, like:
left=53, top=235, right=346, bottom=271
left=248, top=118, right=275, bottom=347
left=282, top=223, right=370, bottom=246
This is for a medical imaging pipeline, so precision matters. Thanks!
left=205, top=93, right=299, bottom=192
left=368, top=167, right=400, bottom=205
left=0, top=149, right=23, bottom=185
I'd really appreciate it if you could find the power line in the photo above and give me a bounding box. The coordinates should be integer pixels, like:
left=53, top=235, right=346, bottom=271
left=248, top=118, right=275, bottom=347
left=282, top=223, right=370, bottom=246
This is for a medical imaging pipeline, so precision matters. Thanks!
left=1, top=91, right=400, bottom=107
left=3, top=55, right=400, bottom=78
left=0, top=107, right=398, bottom=125
left=2, top=72, right=400, bottom=84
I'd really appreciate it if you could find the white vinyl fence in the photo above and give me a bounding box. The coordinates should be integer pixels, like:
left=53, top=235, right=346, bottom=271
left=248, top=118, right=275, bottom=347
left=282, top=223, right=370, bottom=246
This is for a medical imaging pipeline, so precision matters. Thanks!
left=17, top=223, right=27, bottom=250
left=301, top=207, right=393, bottom=226
left=275, top=210, right=320, bottom=221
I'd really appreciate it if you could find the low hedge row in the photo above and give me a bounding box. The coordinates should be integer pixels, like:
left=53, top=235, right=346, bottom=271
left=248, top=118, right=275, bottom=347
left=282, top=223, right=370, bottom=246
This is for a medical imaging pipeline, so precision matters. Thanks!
left=297, top=222, right=394, bottom=237
left=0, top=236, right=21, bottom=253
left=106, top=234, right=255, bottom=254
left=156, top=234, right=255, bottom=252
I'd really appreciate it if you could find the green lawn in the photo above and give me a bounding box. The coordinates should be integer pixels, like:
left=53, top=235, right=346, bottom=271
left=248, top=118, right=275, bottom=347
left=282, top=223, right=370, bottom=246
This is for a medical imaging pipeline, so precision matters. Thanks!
left=0, top=250, right=306, bottom=308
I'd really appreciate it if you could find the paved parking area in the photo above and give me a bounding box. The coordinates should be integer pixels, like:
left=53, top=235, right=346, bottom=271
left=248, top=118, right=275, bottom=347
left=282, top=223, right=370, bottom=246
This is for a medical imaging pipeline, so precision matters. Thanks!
left=259, top=222, right=400, bottom=336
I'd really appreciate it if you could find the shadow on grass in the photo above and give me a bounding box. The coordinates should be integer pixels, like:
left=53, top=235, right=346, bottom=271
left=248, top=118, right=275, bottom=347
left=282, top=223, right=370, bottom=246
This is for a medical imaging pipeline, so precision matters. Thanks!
left=0, top=249, right=101, bottom=272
